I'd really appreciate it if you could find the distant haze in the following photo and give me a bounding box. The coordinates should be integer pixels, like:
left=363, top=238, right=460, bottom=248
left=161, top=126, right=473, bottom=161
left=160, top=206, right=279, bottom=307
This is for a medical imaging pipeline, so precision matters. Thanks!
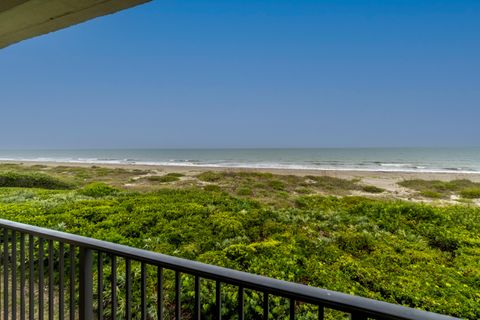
left=0, top=0, right=479, bottom=149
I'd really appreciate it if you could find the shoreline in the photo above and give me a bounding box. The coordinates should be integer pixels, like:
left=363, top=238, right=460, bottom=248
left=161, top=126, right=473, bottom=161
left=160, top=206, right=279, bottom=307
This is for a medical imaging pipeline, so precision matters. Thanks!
left=2, top=159, right=480, bottom=182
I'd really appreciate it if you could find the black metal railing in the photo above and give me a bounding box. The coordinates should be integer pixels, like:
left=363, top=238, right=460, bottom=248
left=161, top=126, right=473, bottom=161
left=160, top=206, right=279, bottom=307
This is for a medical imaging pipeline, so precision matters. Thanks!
left=0, top=219, right=459, bottom=320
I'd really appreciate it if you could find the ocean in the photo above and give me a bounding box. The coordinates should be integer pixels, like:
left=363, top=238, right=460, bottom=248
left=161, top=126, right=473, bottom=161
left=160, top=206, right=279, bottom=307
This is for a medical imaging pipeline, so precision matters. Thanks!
left=0, top=148, right=479, bottom=174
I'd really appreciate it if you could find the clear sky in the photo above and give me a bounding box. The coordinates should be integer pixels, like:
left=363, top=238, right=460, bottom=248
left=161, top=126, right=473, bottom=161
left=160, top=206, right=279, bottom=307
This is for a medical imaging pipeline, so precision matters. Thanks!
left=0, top=0, right=479, bottom=149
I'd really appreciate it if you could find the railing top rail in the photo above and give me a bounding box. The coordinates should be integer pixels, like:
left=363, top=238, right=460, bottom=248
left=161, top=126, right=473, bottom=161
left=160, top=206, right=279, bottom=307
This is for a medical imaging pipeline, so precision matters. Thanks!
left=0, top=219, right=459, bottom=320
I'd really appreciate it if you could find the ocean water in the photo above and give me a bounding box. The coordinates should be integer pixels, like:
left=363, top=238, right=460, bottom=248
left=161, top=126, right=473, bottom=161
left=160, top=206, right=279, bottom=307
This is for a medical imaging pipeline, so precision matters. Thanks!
left=0, top=148, right=480, bottom=173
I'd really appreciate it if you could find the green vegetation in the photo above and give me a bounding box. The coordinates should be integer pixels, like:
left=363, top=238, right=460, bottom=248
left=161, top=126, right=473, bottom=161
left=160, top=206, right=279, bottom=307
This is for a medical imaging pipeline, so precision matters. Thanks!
left=399, top=179, right=480, bottom=199
left=0, top=171, right=73, bottom=189
left=197, top=171, right=224, bottom=182
left=459, top=188, right=480, bottom=199
left=0, top=163, right=150, bottom=187
left=304, top=175, right=359, bottom=192
left=147, top=173, right=184, bottom=183
left=195, top=171, right=368, bottom=208
left=203, top=184, right=222, bottom=192
left=361, top=185, right=384, bottom=194
left=419, top=190, right=443, bottom=199
left=236, top=187, right=254, bottom=196
left=166, top=172, right=185, bottom=178
left=0, top=164, right=478, bottom=318
left=78, top=182, right=120, bottom=198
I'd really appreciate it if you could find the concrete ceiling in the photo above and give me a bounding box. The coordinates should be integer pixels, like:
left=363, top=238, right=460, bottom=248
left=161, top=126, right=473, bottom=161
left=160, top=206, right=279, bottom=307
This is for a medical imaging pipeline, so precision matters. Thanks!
left=0, top=0, right=151, bottom=49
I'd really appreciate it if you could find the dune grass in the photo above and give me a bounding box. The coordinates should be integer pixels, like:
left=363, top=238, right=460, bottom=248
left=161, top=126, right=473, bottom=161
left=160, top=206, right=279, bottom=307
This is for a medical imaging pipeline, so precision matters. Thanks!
left=196, top=171, right=371, bottom=208
left=399, top=179, right=480, bottom=199
left=361, top=185, right=385, bottom=194
left=146, top=173, right=185, bottom=183
left=459, top=188, right=480, bottom=199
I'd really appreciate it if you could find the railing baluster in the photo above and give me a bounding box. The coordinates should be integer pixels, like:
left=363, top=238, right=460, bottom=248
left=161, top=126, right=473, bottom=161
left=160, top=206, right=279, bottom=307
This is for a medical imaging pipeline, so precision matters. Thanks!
left=194, top=276, right=200, bottom=320
left=79, top=248, right=93, bottom=320
left=29, top=235, right=34, bottom=320
left=48, top=240, right=54, bottom=320
left=59, top=243, right=65, bottom=320
left=125, top=259, right=131, bottom=320
left=39, top=238, right=44, bottom=320
left=69, top=245, right=75, bottom=320
left=141, top=262, right=147, bottom=320
left=157, top=267, right=163, bottom=320
left=20, top=233, right=26, bottom=320
left=3, top=228, right=9, bottom=320
left=263, top=292, right=269, bottom=320
left=289, top=299, right=295, bottom=320
left=216, top=281, right=221, bottom=320
left=111, top=255, right=117, bottom=320
left=318, top=305, right=324, bottom=320
left=238, top=287, right=244, bottom=320
left=98, top=252, right=103, bottom=320
left=12, top=231, right=17, bottom=320
left=175, top=271, right=181, bottom=320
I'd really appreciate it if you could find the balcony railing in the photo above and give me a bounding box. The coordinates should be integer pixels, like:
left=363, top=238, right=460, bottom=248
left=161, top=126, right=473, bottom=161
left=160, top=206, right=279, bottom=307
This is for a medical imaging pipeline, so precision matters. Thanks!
left=0, top=219, right=458, bottom=320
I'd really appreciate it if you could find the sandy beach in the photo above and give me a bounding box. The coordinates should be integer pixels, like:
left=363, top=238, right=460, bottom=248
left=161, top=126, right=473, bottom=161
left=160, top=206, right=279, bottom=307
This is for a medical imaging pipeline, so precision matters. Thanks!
left=3, top=160, right=480, bottom=203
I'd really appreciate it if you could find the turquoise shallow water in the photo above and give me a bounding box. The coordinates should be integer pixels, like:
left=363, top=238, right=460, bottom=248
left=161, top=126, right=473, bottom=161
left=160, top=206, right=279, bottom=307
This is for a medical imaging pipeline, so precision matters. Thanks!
left=0, top=148, right=480, bottom=173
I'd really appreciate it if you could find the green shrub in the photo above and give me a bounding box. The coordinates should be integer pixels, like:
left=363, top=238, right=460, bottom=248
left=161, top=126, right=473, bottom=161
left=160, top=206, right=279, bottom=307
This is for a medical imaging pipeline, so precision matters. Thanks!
left=362, top=185, right=384, bottom=193
left=420, top=190, right=443, bottom=199
left=399, top=179, right=454, bottom=193
left=295, top=187, right=313, bottom=194
left=197, top=171, right=222, bottom=182
left=268, top=180, right=285, bottom=190
left=237, top=187, right=254, bottom=196
left=305, top=176, right=359, bottom=191
left=203, top=184, right=222, bottom=192
left=166, top=172, right=184, bottom=178
left=336, top=232, right=375, bottom=255
left=147, top=173, right=181, bottom=183
left=78, top=182, right=119, bottom=197
left=400, top=179, right=480, bottom=199
left=0, top=171, right=72, bottom=189
left=428, top=234, right=460, bottom=253
left=460, top=188, right=480, bottom=199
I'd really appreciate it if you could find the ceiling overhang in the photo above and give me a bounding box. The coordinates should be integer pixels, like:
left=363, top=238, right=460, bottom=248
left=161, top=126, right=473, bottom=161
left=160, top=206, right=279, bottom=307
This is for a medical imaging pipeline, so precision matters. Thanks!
left=0, top=0, right=150, bottom=49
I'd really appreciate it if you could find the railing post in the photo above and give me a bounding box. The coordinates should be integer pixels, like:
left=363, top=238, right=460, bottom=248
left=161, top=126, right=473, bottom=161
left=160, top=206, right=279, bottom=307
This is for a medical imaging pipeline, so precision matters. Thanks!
left=351, top=313, right=368, bottom=320
left=79, top=248, right=93, bottom=320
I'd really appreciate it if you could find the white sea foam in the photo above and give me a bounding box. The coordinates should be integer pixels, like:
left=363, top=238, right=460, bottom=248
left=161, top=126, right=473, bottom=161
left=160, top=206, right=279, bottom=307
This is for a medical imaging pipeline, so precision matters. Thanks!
left=379, top=163, right=413, bottom=167
left=1, top=148, right=479, bottom=174
left=1, top=156, right=479, bottom=174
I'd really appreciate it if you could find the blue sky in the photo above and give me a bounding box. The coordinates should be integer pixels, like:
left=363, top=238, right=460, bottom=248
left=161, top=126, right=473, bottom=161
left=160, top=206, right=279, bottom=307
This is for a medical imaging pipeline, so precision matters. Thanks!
left=0, top=0, right=479, bottom=148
